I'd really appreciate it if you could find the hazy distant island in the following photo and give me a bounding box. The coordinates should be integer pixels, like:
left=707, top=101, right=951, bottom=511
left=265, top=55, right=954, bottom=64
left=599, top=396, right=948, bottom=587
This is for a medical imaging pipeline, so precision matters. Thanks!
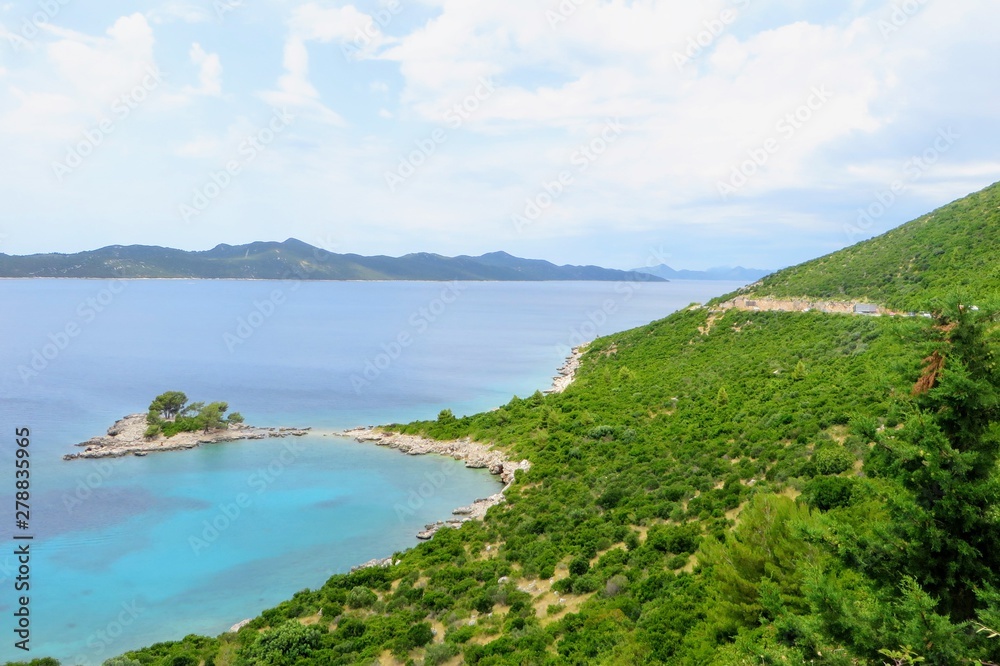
left=632, top=263, right=774, bottom=281
left=0, top=239, right=669, bottom=282
left=64, top=391, right=309, bottom=460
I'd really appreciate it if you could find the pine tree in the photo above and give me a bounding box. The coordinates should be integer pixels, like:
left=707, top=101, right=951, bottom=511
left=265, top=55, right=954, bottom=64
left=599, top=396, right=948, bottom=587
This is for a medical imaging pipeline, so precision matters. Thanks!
left=867, top=300, right=1000, bottom=620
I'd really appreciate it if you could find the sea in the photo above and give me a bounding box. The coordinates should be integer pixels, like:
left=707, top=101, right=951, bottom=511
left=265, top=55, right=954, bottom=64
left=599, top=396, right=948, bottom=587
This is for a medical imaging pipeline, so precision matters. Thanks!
left=0, top=278, right=742, bottom=663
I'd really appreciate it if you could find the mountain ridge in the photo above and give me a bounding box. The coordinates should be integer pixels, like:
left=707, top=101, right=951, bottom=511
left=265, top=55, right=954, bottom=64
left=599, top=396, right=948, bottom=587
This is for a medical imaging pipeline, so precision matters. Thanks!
left=0, top=240, right=666, bottom=282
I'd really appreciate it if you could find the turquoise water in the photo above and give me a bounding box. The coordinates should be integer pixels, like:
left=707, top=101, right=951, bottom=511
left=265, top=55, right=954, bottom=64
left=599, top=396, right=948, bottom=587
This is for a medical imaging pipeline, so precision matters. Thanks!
left=0, top=279, right=740, bottom=663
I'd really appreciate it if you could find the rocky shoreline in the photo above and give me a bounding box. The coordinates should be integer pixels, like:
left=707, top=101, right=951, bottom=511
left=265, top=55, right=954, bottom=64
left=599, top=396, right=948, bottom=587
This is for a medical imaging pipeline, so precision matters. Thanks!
left=64, top=413, right=310, bottom=460
left=545, top=345, right=586, bottom=394
left=341, top=428, right=531, bottom=543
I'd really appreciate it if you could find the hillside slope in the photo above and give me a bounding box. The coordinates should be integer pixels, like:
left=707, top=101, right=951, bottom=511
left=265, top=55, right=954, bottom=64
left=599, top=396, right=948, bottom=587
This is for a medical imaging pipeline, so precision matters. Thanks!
left=119, top=309, right=941, bottom=665
left=49, top=182, right=1000, bottom=666
left=738, top=181, right=1000, bottom=310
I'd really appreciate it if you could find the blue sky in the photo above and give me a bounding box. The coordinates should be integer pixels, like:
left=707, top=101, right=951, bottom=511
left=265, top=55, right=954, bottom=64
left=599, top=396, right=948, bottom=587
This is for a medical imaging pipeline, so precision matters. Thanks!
left=0, top=0, right=997, bottom=270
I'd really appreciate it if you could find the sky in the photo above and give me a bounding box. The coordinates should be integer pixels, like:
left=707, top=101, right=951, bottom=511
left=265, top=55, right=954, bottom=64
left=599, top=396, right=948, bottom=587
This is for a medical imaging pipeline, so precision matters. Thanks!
left=0, top=0, right=998, bottom=271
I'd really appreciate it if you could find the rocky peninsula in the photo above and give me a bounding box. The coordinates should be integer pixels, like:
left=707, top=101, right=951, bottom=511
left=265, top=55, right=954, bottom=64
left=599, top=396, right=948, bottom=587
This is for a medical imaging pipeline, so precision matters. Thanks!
left=64, top=413, right=310, bottom=460
left=341, top=428, right=531, bottom=541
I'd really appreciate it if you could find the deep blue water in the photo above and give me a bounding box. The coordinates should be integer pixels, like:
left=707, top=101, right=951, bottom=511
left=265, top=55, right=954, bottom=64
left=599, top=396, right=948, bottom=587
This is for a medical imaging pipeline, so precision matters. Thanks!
left=0, top=278, right=740, bottom=663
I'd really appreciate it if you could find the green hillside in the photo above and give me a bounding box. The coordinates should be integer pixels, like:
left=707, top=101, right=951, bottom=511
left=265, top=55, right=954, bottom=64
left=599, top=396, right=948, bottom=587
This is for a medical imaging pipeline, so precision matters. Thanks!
left=740, top=181, right=1000, bottom=310
left=17, top=183, right=1000, bottom=666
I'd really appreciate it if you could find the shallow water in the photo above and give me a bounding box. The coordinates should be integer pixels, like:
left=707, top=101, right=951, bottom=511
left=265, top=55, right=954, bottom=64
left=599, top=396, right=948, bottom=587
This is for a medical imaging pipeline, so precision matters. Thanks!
left=0, top=278, right=741, bottom=662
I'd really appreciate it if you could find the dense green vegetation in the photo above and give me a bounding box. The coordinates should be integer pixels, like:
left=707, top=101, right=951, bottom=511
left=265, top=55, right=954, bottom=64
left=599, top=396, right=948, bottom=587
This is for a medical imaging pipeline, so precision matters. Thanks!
left=101, top=301, right=998, bottom=665
left=732, top=180, right=1000, bottom=311
left=144, top=391, right=244, bottom=438
left=11, top=184, right=1000, bottom=665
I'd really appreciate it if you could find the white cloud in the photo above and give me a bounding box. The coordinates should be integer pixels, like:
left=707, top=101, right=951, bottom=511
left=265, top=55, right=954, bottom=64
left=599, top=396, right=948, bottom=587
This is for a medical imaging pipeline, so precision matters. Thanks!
left=184, top=42, right=223, bottom=97
left=368, top=0, right=996, bottom=211
left=289, top=2, right=393, bottom=49
left=258, top=40, right=345, bottom=125
left=146, top=2, right=213, bottom=25
left=0, top=13, right=158, bottom=140
left=1, top=0, right=998, bottom=268
left=257, top=2, right=380, bottom=125
left=278, top=37, right=316, bottom=98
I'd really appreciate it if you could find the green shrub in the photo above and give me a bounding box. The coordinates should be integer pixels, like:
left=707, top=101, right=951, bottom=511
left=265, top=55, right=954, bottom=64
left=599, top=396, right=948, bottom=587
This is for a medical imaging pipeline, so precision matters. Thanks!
left=320, top=602, right=343, bottom=619
left=572, top=574, right=601, bottom=594
left=347, top=586, right=377, bottom=608
left=337, top=617, right=366, bottom=638
left=802, top=476, right=856, bottom=511
left=240, top=621, right=323, bottom=666
left=425, top=643, right=460, bottom=665
left=568, top=556, right=590, bottom=576
left=813, top=446, right=856, bottom=475
left=404, top=622, right=434, bottom=649
left=446, top=625, right=475, bottom=644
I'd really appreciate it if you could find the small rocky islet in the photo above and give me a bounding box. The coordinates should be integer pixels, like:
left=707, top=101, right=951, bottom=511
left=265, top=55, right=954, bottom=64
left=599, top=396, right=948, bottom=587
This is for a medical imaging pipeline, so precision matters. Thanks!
left=63, top=413, right=310, bottom=460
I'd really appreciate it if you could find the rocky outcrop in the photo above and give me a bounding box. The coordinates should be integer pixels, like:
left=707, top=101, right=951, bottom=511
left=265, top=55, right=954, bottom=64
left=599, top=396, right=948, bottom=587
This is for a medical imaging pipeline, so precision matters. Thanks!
left=342, top=428, right=531, bottom=539
left=341, top=429, right=531, bottom=485
left=351, top=557, right=399, bottom=572
left=545, top=345, right=586, bottom=394
left=452, top=493, right=506, bottom=521
left=64, top=413, right=310, bottom=460
left=228, top=619, right=252, bottom=633
left=413, top=493, right=510, bottom=540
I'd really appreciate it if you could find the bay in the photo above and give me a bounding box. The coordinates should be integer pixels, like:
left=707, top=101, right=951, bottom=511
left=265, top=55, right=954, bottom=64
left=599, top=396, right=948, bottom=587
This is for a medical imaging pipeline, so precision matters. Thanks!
left=0, top=278, right=741, bottom=663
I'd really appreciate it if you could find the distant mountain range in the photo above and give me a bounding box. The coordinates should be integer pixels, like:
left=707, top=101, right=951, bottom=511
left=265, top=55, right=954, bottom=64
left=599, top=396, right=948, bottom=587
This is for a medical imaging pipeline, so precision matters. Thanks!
left=632, top=264, right=773, bottom=281
left=0, top=239, right=667, bottom=282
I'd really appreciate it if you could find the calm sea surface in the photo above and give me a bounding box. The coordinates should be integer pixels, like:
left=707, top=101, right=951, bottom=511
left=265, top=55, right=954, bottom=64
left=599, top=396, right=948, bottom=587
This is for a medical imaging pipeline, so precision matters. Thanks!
left=0, top=278, right=742, bottom=662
